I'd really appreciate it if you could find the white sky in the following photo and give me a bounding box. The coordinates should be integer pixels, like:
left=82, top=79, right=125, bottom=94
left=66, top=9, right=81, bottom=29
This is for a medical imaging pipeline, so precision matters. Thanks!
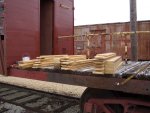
left=74, top=0, right=150, bottom=26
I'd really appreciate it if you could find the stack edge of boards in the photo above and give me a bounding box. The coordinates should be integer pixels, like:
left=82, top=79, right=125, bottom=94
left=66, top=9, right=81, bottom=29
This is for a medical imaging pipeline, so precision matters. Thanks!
left=93, top=53, right=123, bottom=74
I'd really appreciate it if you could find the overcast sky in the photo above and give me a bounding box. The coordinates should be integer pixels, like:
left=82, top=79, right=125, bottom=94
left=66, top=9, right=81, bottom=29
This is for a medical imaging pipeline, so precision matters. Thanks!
left=74, top=0, right=150, bottom=26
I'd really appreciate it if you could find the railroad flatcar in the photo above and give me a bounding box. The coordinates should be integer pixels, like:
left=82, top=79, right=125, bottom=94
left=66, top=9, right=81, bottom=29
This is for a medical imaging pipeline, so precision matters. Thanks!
left=0, top=0, right=150, bottom=113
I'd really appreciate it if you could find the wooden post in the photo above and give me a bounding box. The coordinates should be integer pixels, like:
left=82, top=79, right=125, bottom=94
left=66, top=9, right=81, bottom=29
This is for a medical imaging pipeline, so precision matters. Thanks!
left=130, top=0, right=138, bottom=61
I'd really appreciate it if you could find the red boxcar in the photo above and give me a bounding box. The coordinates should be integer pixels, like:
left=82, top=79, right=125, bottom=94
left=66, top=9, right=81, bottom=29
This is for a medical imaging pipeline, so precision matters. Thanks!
left=0, top=0, right=74, bottom=75
left=74, top=21, right=150, bottom=60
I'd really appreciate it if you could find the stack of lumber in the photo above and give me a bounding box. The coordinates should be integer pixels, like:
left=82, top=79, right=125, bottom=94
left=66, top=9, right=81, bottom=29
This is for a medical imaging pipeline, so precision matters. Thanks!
left=93, top=53, right=122, bottom=74
left=18, top=55, right=68, bottom=69
left=18, top=59, right=37, bottom=69
left=17, top=53, right=122, bottom=73
left=105, top=56, right=123, bottom=74
left=61, top=55, right=95, bottom=70
left=32, top=55, right=68, bottom=69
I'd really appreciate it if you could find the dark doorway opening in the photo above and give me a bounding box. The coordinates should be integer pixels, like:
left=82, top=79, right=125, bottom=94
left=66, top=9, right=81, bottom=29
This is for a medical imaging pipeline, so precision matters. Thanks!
left=40, top=0, right=54, bottom=55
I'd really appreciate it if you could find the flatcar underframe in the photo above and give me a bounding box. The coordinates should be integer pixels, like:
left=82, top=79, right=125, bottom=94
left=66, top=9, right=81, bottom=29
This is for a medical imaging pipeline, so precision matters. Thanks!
left=8, top=65, right=150, bottom=113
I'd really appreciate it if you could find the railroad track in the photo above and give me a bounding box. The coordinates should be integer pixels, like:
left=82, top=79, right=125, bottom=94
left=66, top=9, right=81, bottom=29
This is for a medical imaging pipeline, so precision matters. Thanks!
left=0, top=83, right=80, bottom=113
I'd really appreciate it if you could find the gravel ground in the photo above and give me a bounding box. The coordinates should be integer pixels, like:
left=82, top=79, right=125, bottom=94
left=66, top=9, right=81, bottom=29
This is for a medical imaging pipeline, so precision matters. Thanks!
left=0, top=101, right=30, bottom=113
left=0, top=101, right=80, bottom=113
left=61, top=105, right=80, bottom=113
left=0, top=75, right=83, bottom=113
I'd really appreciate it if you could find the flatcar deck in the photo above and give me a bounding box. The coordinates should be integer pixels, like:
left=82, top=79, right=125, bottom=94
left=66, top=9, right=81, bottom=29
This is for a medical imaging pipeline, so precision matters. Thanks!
left=9, top=61, right=150, bottom=96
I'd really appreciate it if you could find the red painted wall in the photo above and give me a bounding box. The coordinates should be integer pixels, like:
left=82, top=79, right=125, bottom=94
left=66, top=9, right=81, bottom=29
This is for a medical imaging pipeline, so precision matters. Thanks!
left=4, top=0, right=40, bottom=67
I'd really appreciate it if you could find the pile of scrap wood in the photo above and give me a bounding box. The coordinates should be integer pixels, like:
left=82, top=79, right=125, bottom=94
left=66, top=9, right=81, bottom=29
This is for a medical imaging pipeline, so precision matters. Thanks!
left=93, top=53, right=123, bottom=74
left=61, top=55, right=95, bottom=70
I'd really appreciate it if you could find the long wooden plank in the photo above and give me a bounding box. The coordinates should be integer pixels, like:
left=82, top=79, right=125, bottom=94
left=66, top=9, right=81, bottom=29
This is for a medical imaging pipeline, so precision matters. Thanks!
left=95, top=53, right=116, bottom=60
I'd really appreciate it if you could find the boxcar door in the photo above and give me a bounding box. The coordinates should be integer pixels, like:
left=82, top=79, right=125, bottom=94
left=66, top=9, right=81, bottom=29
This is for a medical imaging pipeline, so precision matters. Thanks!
left=0, top=1, right=5, bottom=74
left=0, top=36, right=4, bottom=74
left=54, top=0, right=74, bottom=55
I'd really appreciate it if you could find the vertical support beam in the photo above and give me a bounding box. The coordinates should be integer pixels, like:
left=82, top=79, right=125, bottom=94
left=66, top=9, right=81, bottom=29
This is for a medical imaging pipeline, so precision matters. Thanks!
left=130, top=0, right=138, bottom=61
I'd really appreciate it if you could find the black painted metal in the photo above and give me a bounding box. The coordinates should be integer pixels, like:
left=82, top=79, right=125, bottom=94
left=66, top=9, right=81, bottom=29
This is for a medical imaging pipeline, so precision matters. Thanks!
left=130, top=0, right=138, bottom=61
left=47, top=71, right=150, bottom=96
left=0, top=36, right=4, bottom=75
